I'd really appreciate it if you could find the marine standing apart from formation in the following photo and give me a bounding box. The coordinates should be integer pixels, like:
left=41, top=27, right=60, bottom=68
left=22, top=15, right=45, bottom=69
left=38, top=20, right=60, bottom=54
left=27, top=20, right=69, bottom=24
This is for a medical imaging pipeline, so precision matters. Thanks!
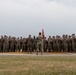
left=36, top=32, right=43, bottom=55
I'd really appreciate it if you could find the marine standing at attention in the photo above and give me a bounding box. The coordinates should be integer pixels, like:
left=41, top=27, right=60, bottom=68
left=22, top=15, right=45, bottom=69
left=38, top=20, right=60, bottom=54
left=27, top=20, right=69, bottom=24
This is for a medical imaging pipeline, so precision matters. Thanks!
left=36, top=32, right=43, bottom=55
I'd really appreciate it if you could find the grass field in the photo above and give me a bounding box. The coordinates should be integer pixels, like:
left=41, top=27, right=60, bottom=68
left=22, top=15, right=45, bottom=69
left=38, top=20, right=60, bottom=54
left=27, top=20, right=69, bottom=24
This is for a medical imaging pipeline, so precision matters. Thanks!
left=0, top=55, right=76, bottom=75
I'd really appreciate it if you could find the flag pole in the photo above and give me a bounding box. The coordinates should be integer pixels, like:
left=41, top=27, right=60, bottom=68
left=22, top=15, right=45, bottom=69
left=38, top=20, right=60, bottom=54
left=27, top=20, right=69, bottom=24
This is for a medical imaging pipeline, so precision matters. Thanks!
left=42, top=29, right=45, bottom=54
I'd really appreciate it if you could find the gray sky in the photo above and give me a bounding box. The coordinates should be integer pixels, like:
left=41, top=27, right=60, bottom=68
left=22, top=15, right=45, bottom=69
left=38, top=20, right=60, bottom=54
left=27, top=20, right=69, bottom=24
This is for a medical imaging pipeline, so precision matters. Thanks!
left=0, top=0, right=76, bottom=37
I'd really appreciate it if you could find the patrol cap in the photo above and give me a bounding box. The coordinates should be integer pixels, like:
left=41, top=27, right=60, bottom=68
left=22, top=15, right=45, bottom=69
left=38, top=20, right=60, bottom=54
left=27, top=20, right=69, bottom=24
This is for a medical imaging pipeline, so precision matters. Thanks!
left=39, top=32, right=41, bottom=35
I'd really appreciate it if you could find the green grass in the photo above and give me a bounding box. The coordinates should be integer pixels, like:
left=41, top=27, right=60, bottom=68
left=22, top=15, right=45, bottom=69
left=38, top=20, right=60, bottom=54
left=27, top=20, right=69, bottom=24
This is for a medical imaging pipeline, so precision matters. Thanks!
left=0, top=56, right=76, bottom=75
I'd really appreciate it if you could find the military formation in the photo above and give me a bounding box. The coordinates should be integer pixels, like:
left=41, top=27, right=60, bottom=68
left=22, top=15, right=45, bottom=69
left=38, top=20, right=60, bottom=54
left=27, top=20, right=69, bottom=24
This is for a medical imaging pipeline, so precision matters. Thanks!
left=0, top=33, right=76, bottom=53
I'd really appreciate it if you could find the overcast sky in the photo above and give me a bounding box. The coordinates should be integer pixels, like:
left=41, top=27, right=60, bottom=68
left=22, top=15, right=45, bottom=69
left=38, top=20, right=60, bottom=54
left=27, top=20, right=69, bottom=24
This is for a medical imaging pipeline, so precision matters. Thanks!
left=0, top=0, right=76, bottom=37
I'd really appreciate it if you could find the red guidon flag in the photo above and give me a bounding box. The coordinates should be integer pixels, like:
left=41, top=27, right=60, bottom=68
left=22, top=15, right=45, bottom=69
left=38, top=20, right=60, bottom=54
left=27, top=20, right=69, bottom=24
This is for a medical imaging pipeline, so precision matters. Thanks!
left=42, top=29, right=45, bottom=39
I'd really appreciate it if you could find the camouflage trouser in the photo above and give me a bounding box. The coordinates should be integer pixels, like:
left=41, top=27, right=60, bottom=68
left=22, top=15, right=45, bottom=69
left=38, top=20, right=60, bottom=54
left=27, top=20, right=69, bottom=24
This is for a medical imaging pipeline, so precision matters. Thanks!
left=36, top=43, right=42, bottom=55
left=59, top=44, right=63, bottom=52
left=55, top=44, right=60, bottom=52
left=22, top=44, right=26, bottom=52
left=68, top=44, right=72, bottom=52
left=10, top=43, right=14, bottom=52
left=53, top=44, right=56, bottom=52
left=72, top=44, right=76, bottom=52
left=27, top=44, right=32, bottom=53
left=43, top=44, right=48, bottom=52
left=16, top=44, right=20, bottom=52
left=63, top=44, right=68, bottom=52
left=0, top=44, right=1, bottom=52
left=3, top=44, right=8, bottom=52
left=20, top=44, right=22, bottom=50
left=8, top=44, right=11, bottom=51
left=32, top=44, right=37, bottom=52
left=48, top=45, right=51, bottom=52
left=1, top=44, right=3, bottom=52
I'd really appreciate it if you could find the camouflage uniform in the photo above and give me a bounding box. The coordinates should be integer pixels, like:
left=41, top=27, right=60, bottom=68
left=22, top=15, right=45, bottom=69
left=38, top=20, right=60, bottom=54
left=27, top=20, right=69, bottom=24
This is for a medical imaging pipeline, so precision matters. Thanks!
left=3, top=35, right=8, bottom=52
left=55, top=36, right=60, bottom=52
left=58, top=37, right=63, bottom=52
left=36, top=32, right=43, bottom=55
left=27, top=35, right=33, bottom=53
left=32, top=36, right=37, bottom=52
left=0, top=37, right=1, bottom=52
left=10, top=37, right=16, bottom=52
left=22, top=38, right=27, bottom=52
left=8, top=36, right=12, bottom=52
left=14, top=37, right=17, bottom=52
left=63, top=35, right=68, bottom=52
left=52, top=36, right=56, bottom=52
left=68, top=36, right=72, bottom=52
left=0, top=36, right=4, bottom=52
left=16, top=37, right=20, bottom=52
left=19, top=37, right=23, bottom=52
left=72, top=34, right=76, bottom=52
left=47, top=36, right=52, bottom=52
left=43, top=37, right=48, bottom=52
